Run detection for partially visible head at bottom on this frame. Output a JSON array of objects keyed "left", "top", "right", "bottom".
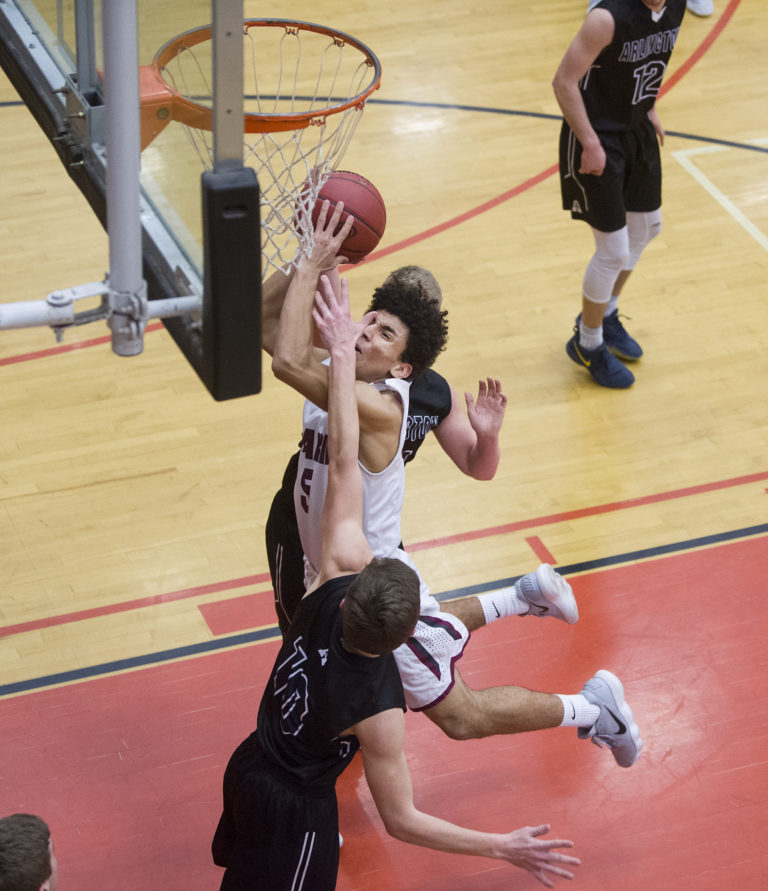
[
  {"left": 342, "top": 557, "right": 420, "bottom": 655},
  {"left": 0, "top": 814, "right": 58, "bottom": 891}
]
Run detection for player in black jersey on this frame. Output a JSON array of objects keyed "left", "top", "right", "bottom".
[
  {"left": 213, "top": 265, "right": 580, "bottom": 889},
  {"left": 555, "top": 0, "right": 686, "bottom": 388}
]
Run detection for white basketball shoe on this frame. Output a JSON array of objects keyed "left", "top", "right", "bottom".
[{"left": 515, "top": 564, "right": 579, "bottom": 625}]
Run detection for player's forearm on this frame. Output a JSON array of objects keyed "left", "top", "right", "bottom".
[
  {"left": 327, "top": 346, "right": 359, "bottom": 470},
  {"left": 271, "top": 261, "right": 322, "bottom": 377},
  {"left": 383, "top": 807, "right": 503, "bottom": 860},
  {"left": 435, "top": 419, "right": 500, "bottom": 481},
  {"left": 464, "top": 433, "right": 500, "bottom": 481},
  {"left": 261, "top": 266, "right": 294, "bottom": 357}
]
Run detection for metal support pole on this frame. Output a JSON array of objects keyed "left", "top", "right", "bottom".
[
  {"left": 74, "top": 0, "right": 98, "bottom": 96},
  {"left": 102, "top": 0, "right": 147, "bottom": 356},
  {"left": 211, "top": 0, "right": 244, "bottom": 170}
]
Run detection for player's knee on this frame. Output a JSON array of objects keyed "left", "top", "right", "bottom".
[
  {"left": 437, "top": 716, "right": 481, "bottom": 741},
  {"left": 583, "top": 227, "right": 630, "bottom": 303},
  {"left": 427, "top": 699, "right": 485, "bottom": 741},
  {"left": 626, "top": 209, "right": 662, "bottom": 268}
]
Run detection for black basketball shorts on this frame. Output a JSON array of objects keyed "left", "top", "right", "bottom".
[{"left": 559, "top": 118, "right": 662, "bottom": 232}]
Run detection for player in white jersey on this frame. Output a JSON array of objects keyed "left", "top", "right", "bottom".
[
  {"left": 296, "top": 372, "right": 410, "bottom": 583},
  {"left": 265, "top": 201, "right": 643, "bottom": 770},
  {"left": 264, "top": 263, "right": 505, "bottom": 638}
]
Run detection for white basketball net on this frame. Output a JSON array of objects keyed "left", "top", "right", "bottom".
[{"left": 154, "top": 20, "right": 381, "bottom": 278}]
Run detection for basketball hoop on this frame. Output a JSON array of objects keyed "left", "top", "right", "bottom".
[{"left": 140, "top": 19, "right": 382, "bottom": 277}]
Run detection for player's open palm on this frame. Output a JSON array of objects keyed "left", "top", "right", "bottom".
[
  {"left": 312, "top": 275, "right": 373, "bottom": 357},
  {"left": 495, "top": 823, "right": 580, "bottom": 887},
  {"left": 311, "top": 198, "right": 355, "bottom": 270},
  {"left": 465, "top": 377, "right": 507, "bottom": 437}
]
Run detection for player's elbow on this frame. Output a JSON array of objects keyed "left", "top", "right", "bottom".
[
  {"left": 552, "top": 70, "right": 571, "bottom": 106},
  {"left": 271, "top": 352, "right": 301, "bottom": 386},
  {"left": 468, "top": 465, "right": 497, "bottom": 482},
  {"left": 380, "top": 809, "right": 418, "bottom": 843}
]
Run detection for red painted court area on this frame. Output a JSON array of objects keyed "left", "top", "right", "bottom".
[{"left": 2, "top": 533, "right": 766, "bottom": 890}]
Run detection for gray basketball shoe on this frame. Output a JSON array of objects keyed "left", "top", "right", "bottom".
[
  {"left": 515, "top": 564, "right": 579, "bottom": 625},
  {"left": 578, "top": 670, "right": 643, "bottom": 767}
]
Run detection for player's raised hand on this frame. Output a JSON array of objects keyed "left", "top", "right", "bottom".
[
  {"left": 312, "top": 274, "right": 372, "bottom": 357},
  {"left": 310, "top": 199, "right": 355, "bottom": 270},
  {"left": 465, "top": 377, "right": 507, "bottom": 437}
]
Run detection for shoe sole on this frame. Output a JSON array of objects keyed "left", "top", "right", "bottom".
[
  {"left": 534, "top": 564, "right": 579, "bottom": 625},
  {"left": 594, "top": 669, "right": 643, "bottom": 767},
  {"left": 605, "top": 343, "right": 642, "bottom": 362}
]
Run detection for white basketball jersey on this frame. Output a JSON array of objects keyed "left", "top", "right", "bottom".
[{"left": 294, "top": 376, "right": 411, "bottom": 576}]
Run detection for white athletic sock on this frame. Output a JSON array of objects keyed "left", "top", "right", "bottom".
[
  {"left": 477, "top": 587, "right": 527, "bottom": 625},
  {"left": 578, "top": 319, "right": 603, "bottom": 350},
  {"left": 556, "top": 693, "right": 600, "bottom": 728},
  {"left": 606, "top": 296, "right": 619, "bottom": 316}
]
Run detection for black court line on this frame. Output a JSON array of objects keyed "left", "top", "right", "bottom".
[
  {"left": 2, "top": 522, "right": 766, "bottom": 698},
  {"left": 3, "top": 95, "right": 767, "bottom": 155},
  {"left": 364, "top": 99, "right": 768, "bottom": 154}
]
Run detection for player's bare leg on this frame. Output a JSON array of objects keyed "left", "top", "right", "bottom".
[{"left": 424, "top": 672, "right": 564, "bottom": 740}]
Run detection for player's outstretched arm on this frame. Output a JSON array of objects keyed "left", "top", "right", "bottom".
[
  {"left": 271, "top": 204, "right": 402, "bottom": 454},
  {"left": 312, "top": 275, "right": 375, "bottom": 582},
  {"left": 356, "top": 710, "right": 580, "bottom": 887},
  {"left": 271, "top": 201, "right": 354, "bottom": 405},
  {"left": 433, "top": 378, "right": 506, "bottom": 480}
]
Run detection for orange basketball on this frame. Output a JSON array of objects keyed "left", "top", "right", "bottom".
[{"left": 311, "top": 171, "right": 386, "bottom": 263}]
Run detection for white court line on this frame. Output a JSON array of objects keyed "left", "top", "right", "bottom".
[{"left": 671, "top": 140, "right": 768, "bottom": 252}]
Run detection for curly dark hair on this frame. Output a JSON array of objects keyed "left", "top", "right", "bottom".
[{"left": 366, "top": 279, "right": 448, "bottom": 379}]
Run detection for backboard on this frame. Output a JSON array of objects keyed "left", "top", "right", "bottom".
[{"left": 0, "top": 0, "right": 262, "bottom": 400}]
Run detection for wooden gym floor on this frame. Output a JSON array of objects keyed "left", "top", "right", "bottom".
[{"left": 1, "top": 1, "right": 767, "bottom": 888}]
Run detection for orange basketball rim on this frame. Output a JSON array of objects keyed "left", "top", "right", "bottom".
[{"left": 139, "top": 18, "right": 383, "bottom": 149}]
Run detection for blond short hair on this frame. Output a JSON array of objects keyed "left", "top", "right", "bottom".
[{"left": 383, "top": 265, "right": 443, "bottom": 308}]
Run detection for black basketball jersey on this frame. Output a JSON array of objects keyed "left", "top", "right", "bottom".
[
  {"left": 403, "top": 368, "right": 452, "bottom": 464},
  {"left": 582, "top": 0, "right": 686, "bottom": 131},
  {"left": 256, "top": 574, "right": 406, "bottom": 791}
]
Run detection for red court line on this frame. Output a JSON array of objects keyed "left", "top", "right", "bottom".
[
  {"left": 355, "top": 165, "right": 559, "bottom": 264},
  {"left": 198, "top": 589, "right": 276, "bottom": 636},
  {"left": 0, "top": 321, "right": 164, "bottom": 366},
  {"left": 0, "top": 6, "right": 737, "bottom": 366},
  {"left": 407, "top": 469, "right": 768, "bottom": 553},
  {"left": 0, "top": 572, "right": 271, "bottom": 639},
  {"left": 659, "top": 0, "right": 740, "bottom": 97},
  {"left": 2, "top": 469, "right": 764, "bottom": 639},
  {"left": 525, "top": 535, "right": 557, "bottom": 565}
]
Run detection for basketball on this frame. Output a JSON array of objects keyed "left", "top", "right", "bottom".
[{"left": 311, "top": 171, "right": 386, "bottom": 263}]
